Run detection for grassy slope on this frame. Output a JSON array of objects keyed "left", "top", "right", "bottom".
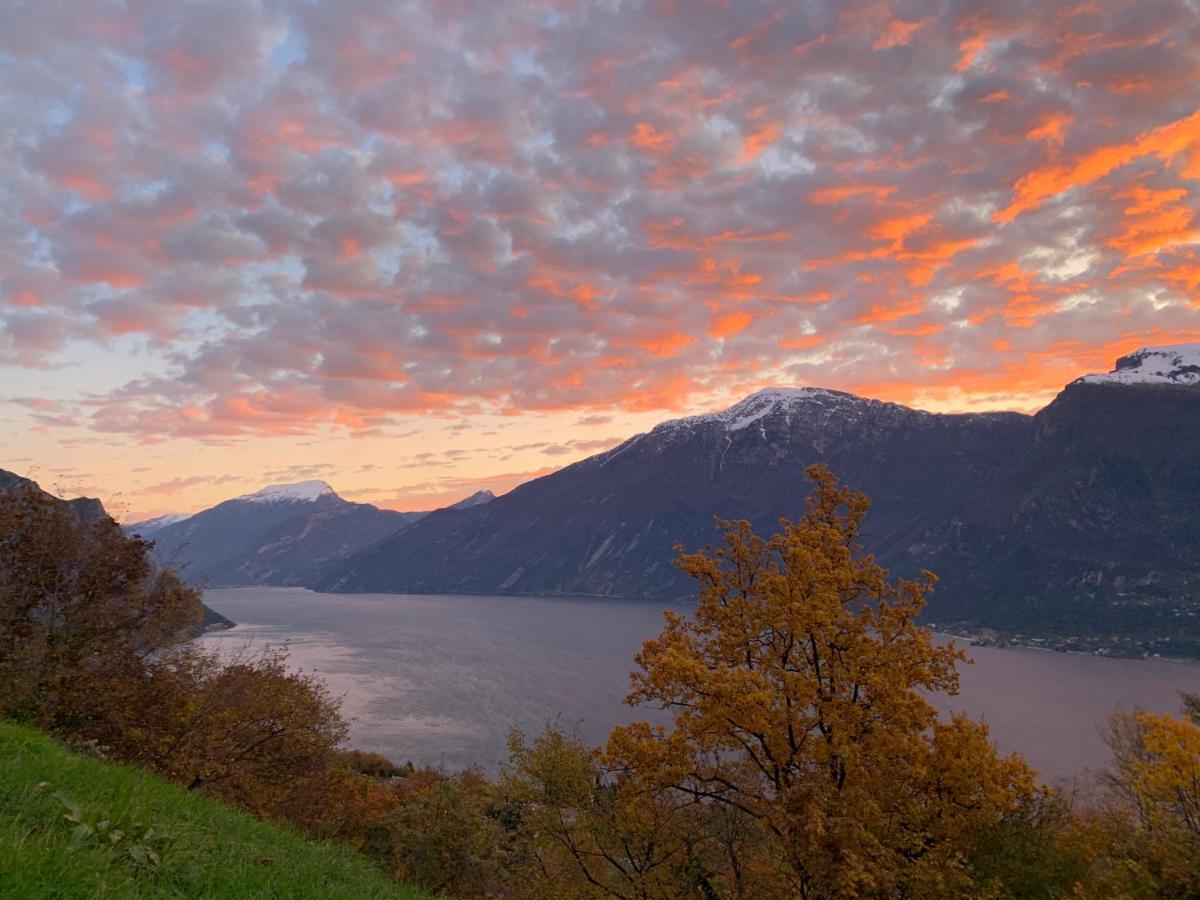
[{"left": 0, "top": 722, "right": 427, "bottom": 899}]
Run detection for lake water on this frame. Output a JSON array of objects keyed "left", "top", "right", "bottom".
[{"left": 200, "top": 587, "right": 1200, "bottom": 786}]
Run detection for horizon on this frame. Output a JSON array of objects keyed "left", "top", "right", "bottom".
[
  {"left": 3, "top": 1, "right": 1199, "bottom": 519},
  {"left": 12, "top": 346, "right": 1167, "bottom": 520}
]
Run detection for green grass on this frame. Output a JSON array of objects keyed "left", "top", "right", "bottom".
[{"left": 0, "top": 721, "right": 428, "bottom": 899}]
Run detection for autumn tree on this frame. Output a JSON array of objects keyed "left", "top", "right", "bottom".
[
  {"left": 1088, "top": 695, "right": 1200, "bottom": 896},
  {"left": 500, "top": 725, "right": 714, "bottom": 899},
  {"left": 367, "top": 767, "right": 502, "bottom": 898},
  {"left": 588, "top": 465, "right": 1037, "bottom": 898},
  {"left": 0, "top": 486, "right": 202, "bottom": 727},
  {"left": 0, "top": 486, "right": 387, "bottom": 843}
]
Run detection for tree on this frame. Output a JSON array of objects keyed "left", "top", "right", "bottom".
[
  {"left": 598, "top": 465, "right": 1036, "bottom": 898},
  {"left": 0, "top": 486, "right": 202, "bottom": 727},
  {"left": 0, "top": 486, "right": 376, "bottom": 842},
  {"left": 1096, "top": 696, "right": 1200, "bottom": 895},
  {"left": 368, "top": 767, "right": 502, "bottom": 898},
  {"left": 500, "top": 725, "right": 712, "bottom": 899},
  {"left": 86, "top": 645, "right": 350, "bottom": 819}
]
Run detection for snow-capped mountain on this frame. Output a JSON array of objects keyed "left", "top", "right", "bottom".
[
  {"left": 126, "top": 512, "right": 191, "bottom": 537},
  {"left": 135, "top": 482, "right": 421, "bottom": 588},
  {"left": 235, "top": 480, "right": 337, "bottom": 503},
  {"left": 449, "top": 489, "right": 496, "bottom": 509},
  {"left": 316, "top": 347, "right": 1200, "bottom": 653},
  {"left": 316, "top": 387, "right": 1029, "bottom": 600},
  {"left": 1076, "top": 343, "right": 1200, "bottom": 386},
  {"left": 133, "top": 481, "right": 495, "bottom": 588}
]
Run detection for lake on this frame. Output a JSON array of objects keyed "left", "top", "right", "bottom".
[{"left": 200, "top": 587, "right": 1200, "bottom": 786}]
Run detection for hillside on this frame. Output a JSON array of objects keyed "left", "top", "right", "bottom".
[
  {"left": 0, "top": 471, "right": 233, "bottom": 635},
  {"left": 0, "top": 721, "right": 424, "bottom": 900},
  {"left": 316, "top": 388, "right": 1029, "bottom": 598}
]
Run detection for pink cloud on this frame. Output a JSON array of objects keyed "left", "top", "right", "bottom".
[{"left": 0, "top": 0, "right": 1197, "bottom": 446}]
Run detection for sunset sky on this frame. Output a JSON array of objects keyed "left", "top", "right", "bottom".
[{"left": 2, "top": 0, "right": 1199, "bottom": 519}]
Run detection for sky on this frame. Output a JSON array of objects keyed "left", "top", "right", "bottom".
[{"left": 1, "top": 0, "right": 1199, "bottom": 520}]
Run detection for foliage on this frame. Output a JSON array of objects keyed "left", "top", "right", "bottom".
[
  {"left": 965, "top": 791, "right": 1091, "bottom": 899},
  {"left": 0, "top": 487, "right": 203, "bottom": 727},
  {"left": 1088, "top": 695, "right": 1200, "bottom": 896},
  {"left": 344, "top": 748, "right": 415, "bottom": 779},
  {"left": 88, "top": 645, "right": 351, "bottom": 822},
  {"left": 45, "top": 783, "right": 172, "bottom": 872},
  {"left": 0, "top": 720, "right": 427, "bottom": 899},
  {"left": 501, "top": 466, "right": 1038, "bottom": 898},
  {"left": 365, "top": 768, "right": 502, "bottom": 898},
  {"left": 499, "top": 725, "right": 718, "bottom": 899}
]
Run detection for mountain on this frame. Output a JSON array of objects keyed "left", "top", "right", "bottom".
[
  {"left": 449, "top": 489, "right": 496, "bottom": 509},
  {"left": 315, "top": 389, "right": 1029, "bottom": 598},
  {"left": 131, "top": 481, "right": 426, "bottom": 588},
  {"left": 904, "top": 378, "right": 1200, "bottom": 644},
  {"left": 0, "top": 469, "right": 233, "bottom": 633},
  {"left": 1074, "top": 344, "right": 1200, "bottom": 386},
  {"left": 0, "top": 469, "right": 109, "bottom": 525},
  {"left": 315, "top": 345, "right": 1200, "bottom": 655},
  {"left": 126, "top": 512, "right": 190, "bottom": 538}
]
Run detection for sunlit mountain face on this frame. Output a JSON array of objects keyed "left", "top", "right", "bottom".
[{"left": 3, "top": 1, "right": 1199, "bottom": 518}]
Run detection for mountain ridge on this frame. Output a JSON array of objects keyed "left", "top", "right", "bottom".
[
  {"left": 133, "top": 482, "right": 495, "bottom": 589},
  {"left": 312, "top": 346, "right": 1200, "bottom": 655}
]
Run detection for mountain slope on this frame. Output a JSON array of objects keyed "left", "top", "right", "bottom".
[
  {"left": 0, "top": 469, "right": 108, "bottom": 524},
  {"left": 316, "top": 388, "right": 1030, "bottom": 598},
  {"left": 315, "top": 346, "right": 1200, "bottom": 653},
  {"left": 135, "top": 482, "right": 423, "bottom": 588},
  {"left": 908, "top": 379, "right": 1200, "bottom": 644},
  {"left": 0, "top": 721, "right": 425, "bottom": 899}
]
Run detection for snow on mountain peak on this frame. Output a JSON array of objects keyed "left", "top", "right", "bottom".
[
  {"left": 647, "top": 386, "right": 867, "bottom": 437},
  {"left": 450, "top": 489, "right": 495, "bottom": 509},
  {"left": 1076, "top": 344, "right": 1200, "bottom": 387},
  {"left": 237, "top": 480, "right": 336, "bottom": 504},
  {"left": 132, "top": 512, "right": 190, "bottom": 530},
  {"left": 720, "top": 387, "right": 858, "bottom": 431}
]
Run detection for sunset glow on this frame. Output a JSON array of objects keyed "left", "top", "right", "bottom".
[{"left": 2, "top": 0, "right": 1198, "bottom": 518}]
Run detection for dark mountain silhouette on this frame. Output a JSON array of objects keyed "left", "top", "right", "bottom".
[
  {"left": 314, "top": 346, "right": 1200, "bottom": 653},
  {"left": 131, "top": 482, "right": 495, "bottom": 588}
]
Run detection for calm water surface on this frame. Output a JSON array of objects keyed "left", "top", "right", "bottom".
[{"left": 201, "top": 587, "right": 1200, "bottom": 784}]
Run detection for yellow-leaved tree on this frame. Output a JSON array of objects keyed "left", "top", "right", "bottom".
[
  {"left": 504, "top": 465, "right": 1038, "bottom": 898},
  {"left": 1087, "top": 697, "right": 1200, "bottom": 896},
  {"left": 607, "top": 465, "right": 1035, "bottom": 897}
]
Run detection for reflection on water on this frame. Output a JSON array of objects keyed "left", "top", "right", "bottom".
[{"left": 201, "top": 587, "right": 1200, "bottom": 783}]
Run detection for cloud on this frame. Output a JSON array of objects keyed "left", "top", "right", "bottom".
[{"left": 1, "top": 0, "right": 1198, "bottom": 446}]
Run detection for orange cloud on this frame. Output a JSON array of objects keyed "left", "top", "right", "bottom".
[
  {"left": 999, "top": 108, "right": 1200, "bottom": 221},
  {"left": 630, "top": 121, "right": 676, "bottom": 153},
  {"left": 709, "top": 311, "right": 754, "bottom": 337},
  {"left": 810, "top": 183, "right": 897, "bottom": 204},
  {"left": 1108, "top": 184, "right": 1198, "bottom": 257},
  {"left": 736, "top": 120, "right": 782, "bottom": 164},
  {"left": 1027, "top": 111, "right": 1072, "bottom": 145},
  {"left": 869, "top": 212, "right": 931, "bottom": 244},
  {"left": 873, "top": 17, "right": 925, "bottom": 50}
]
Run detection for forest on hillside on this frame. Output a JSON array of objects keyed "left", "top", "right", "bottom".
[{"left": 2, "top": 469, "right": 1199, "bottom": 898}]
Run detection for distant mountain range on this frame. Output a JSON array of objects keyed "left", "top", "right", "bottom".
[
  {"left": 312, "top": 344, "right": 1200, "bottom": 655},
  {"left": 8, "top": 343, "right": 1199, "bottom": 655},
  {"left": 127, "top": 482, "right": 494, "bottom": 588}
]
